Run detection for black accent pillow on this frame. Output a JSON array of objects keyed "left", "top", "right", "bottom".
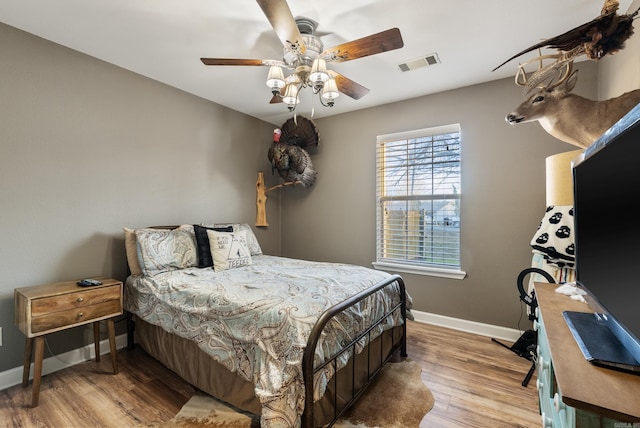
[{"left": 193, "top": 225, "right": 234, "bottom": 268}]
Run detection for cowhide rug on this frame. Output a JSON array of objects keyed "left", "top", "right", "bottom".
[{"left": 148, "top": 359, "right": 434, "bottom": 428}]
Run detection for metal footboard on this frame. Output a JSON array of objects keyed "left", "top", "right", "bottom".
[{"left": 301, "top": 274, "right": 407, "bottom": 427}]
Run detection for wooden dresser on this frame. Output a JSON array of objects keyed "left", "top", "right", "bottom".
[
  {"left": 534, "top": 282, "right": 640, "bottom": 426},
  {"left": 14, "top": 278, "right": 123, "bottom": 407}
]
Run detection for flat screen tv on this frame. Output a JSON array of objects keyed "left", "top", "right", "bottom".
[{"left": 564, "top": 103, "right": 640, "bottom": 374}]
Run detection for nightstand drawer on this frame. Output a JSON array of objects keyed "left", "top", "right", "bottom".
[
  {"left": 31, "top": 286, "right": 120, "bottom": 316},
  {"left": 31, "top": 299, "right": 122, "bottom": 333}
]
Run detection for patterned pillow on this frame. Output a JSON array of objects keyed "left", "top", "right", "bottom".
[
  {"left": 207, "top": 229, "right": 252, "bottom": 272},
  {"left": 125, "top": 226, "right": 183, "bottom": 276},
  {"left": 204, "top": 223, "right": 263, "bottom": 255},
  {"left": 193, "top": 224, "right": 234, "bottom": 268},
  {"left": 135, "top": 228, "right": 197, "bottom": 276}
]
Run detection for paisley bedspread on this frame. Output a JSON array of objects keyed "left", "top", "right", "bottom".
[{"left": 124, "top": 255, "right": 407, "bottom": 428}]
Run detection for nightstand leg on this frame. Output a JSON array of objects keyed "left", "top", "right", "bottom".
[
  {"left": 93, "top": 322, "right": 100, "bottom": 362},
  {"left": 22, "top": 337, "right": 33, "bottom": 387},
  {"left": 31, "top": 336, "right": 44, "bottom": 407},
  {"left": 107, "top": 319, "right": 118, "bottom": 374}
]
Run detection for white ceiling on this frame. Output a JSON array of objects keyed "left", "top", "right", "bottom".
[{"left": 2, "top": 0, "right": 633, "bottom": 125}]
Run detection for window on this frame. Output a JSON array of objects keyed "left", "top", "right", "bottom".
[{"left": 373, "top": 124, "right": 465, "bottom": 279}]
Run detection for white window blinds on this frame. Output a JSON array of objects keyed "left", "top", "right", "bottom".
[{"left": 375, "top": 124, "right": 462, "bottom": 272}]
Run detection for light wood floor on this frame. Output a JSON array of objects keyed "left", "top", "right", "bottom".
[{"left": 1, "top": 321, "right": 541, "bottom": 427}]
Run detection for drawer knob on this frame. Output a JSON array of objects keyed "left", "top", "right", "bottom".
[
  {"left": 77, "top": 297, "right": 84, "bottom": 303},
  {"left": 554, "top": 392, "right": 565, "bottom": 411},
  {"left": 77, "top": 312, "right": 84, "bottom": 318},
  {"left": 539, "top": 356, "right": 550, "bottom": 370}
]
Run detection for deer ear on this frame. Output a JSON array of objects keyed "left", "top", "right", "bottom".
[{"left": 564, "top": 71, "right": 579, "bottom": 92}]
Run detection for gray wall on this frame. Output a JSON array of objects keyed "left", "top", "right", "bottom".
[
  {"left": 280, "top": 63, "right": 599, "bottom": 329},
  {"left": 0, "top": 23, "right": 279, "bottom": 372}
]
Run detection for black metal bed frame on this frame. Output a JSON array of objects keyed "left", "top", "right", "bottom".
[{"left": 302, "top": 274, "right": 407, "bottom": 427}]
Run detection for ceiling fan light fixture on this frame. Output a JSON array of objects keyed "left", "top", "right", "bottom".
[
  {"left": 309, "top": 58, "right": 329, "bottom": 85},
  {"left": 266, "top": 66, "right": 286, "bottom": 95},
  {"left": 321, "top": 78, "right": 339, "bottom": 106},
  {"left": 201, "top": 5, "right": 405, "bottom": 113},
  {"left": 282, "top": 83, "right": 299, "bottom": 110}
]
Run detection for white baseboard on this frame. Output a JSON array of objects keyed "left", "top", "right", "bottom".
[
  {"left": 411, "top": 310, "right": 525, "bottom": 342},
  {"left": 0, "top": 333, "right": 128, "bottom": 391},
  {"left": 1, "top": 313, "right": 524, "bottom": 391}
]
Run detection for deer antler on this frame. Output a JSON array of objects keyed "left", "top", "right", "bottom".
[{"left": 515, "top": 48, "right": 582, "bottom": 97}]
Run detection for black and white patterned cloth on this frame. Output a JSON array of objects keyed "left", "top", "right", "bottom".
[{"left": 530, "top": 205, "right": 575, "bottom": 268}]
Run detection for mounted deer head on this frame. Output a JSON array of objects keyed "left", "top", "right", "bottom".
[{"left": 506, "top": 58, "right": 640, "bottom": 148}]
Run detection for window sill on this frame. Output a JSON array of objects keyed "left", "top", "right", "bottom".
[{"left": 372, "top": 261, "right": 467, "bottom": 280}]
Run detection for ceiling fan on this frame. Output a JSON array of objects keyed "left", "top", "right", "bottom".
[{"left": 200, "top": 0, "right": 404, "bottom": 111}]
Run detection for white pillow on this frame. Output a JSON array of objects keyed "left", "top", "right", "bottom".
[
  {"left": 203, "top": 223, "right": 263, "bottom": 255},
  {"left": 207, "top": 229, "right": 252, "bottom": 272}
]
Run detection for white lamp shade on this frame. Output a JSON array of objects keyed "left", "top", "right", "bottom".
[
  {"left": 282, "top": 84, "right": 299, "bottom": 105},
  {"left": 266, "top": 66, "right": 285, "bottom": 90},
  {"left": 310, "top": 59, "right": 329, "bottom": 83},
  {"left": 545, "top": 149, "right": 583, "bottom": 206},
  {"left": 321, "top": 78, "right": 340, "bottom": 100}
]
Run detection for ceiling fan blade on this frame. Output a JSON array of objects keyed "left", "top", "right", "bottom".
[
  {"left": 256, "top": 0, "right": 306, "bottom": 54},
  {"left": 328, "top": 70, "right": 370, "bottom": 100},
  {"left": 322, "top": 28, "right": 404, "bottom": 63},
  {"left": 200, "top": 58, "right": 275, "bottom": 66}
]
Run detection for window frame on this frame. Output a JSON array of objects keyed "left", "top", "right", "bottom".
[{"left": 372, "top": 124, "right": 466, "bottom": 280}]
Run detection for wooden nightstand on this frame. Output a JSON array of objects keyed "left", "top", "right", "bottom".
[{"left": 14, "top": 277, "right": 123, "bottom": 407}]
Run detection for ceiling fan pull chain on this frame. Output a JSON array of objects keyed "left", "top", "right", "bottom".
[{"left": 310, "top": 93, "right": 316, "bottom": 118}]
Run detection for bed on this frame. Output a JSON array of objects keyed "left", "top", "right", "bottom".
[{"left": 123, "top": 224, "right": 409, "bottom": 428}]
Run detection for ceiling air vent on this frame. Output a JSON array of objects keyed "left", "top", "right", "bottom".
[{"left": 398, "top": 53, "right": 440, "bottom": 72}]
